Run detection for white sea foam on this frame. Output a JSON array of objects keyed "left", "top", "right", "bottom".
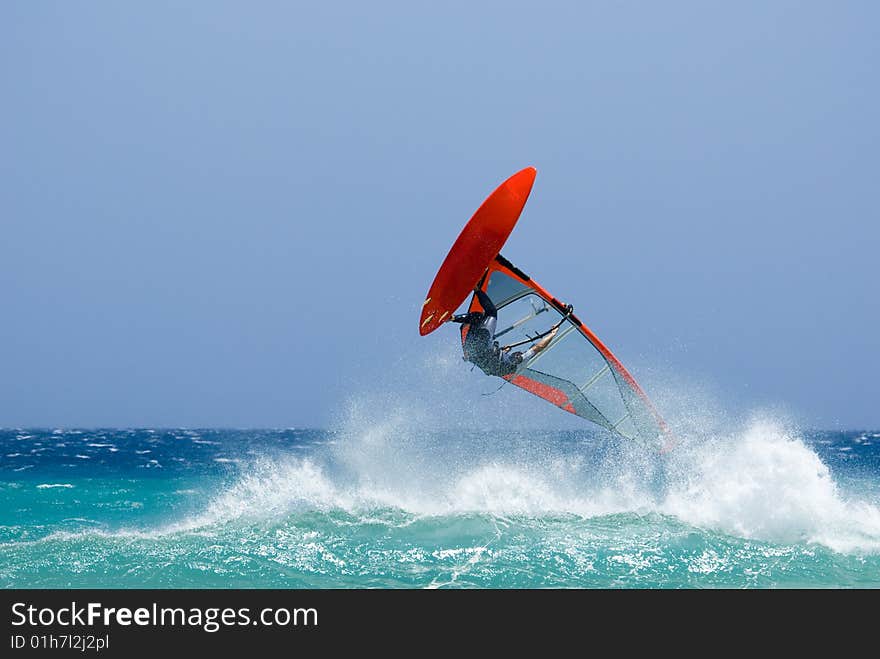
[
  {"left": 36, "top": 483, "right": 74, "bottom": 489},
  {"left": 159, "top": 410, "right": 880, "bottom": 554},
  {"left": 22, "top": 366, "right": 879, "bottom": 557},
  {"left": 661, "top": 417, "right": 880, "bottom": 553}
]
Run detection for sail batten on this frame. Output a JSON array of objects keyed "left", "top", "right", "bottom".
[{"left": 580, "top": 365, "right": 611, "bottom": 393}]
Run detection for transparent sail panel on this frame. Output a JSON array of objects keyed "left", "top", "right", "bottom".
[
  {"left": 486, "top": 269, "right": 530, "bottom": 307},
  {"left": 478, "top": 271, "right": 657, "bottom": 443},
  {"left": 491, "top": 295, "right": 553, "bottom": 343}
]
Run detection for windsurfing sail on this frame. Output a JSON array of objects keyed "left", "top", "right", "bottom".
[
  {"left": 419, "top": 166, "right": 668, "bottom": 448},
  {"left": 463, "top": 254, "right": 668, "bottom": 446}
]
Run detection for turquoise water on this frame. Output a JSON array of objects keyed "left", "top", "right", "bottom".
[{"left": 2, "top": 425, "right": 880, "bottom": 588}]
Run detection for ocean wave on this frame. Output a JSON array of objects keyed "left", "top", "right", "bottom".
[
  {"left": 155, "top": 415, "right": 880, "bottom": 554},
  {"left": 8, "top": 415, "right": 880, "bottom": 559},
  {"left": 661, "top": 418, "right": 880, "bottom": 553}
]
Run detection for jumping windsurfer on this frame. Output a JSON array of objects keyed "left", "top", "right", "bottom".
[{"left": 449, "top": 287, "right": 558, "bottom": 376}]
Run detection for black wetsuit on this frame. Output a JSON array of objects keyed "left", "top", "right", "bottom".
[{"left": 451, "top": 288, "right": 524, "bottom": 377}]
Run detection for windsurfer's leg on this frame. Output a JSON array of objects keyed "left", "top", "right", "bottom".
[
  {"left": 482, "top": 314, "right": 497, "bottom": 337},
  {"left": 473, "top": 287, "right": 497, "bottom": 318},
  {"left": 518, "top": 326, "right": 557, "bottom": 363}
]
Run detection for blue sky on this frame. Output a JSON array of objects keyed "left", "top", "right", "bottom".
[{"left": 1, "top": 2, "right": 877, "bottom": 428}]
